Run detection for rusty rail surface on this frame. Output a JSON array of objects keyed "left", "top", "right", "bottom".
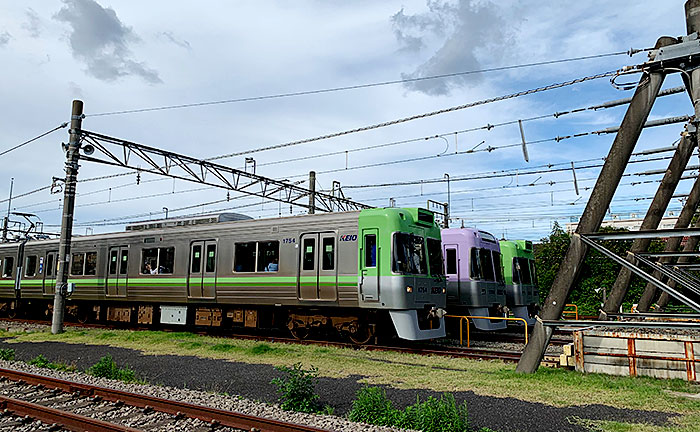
[
  {"left": 0, "top": 395, "right": 141, "bottom": 432},
  {"left": 0, "top": 368, "right": 329, "bottom": 432}
]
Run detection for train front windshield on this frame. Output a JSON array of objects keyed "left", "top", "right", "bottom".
[
  {"left": 393, "top": 233, "right": 427, "bottom": 274},
  {"left": 513, "top": 257, "right": 533, "bottom": 284},
  {"left": 426, "top": 238, "right": 444, "bottom": 277}
]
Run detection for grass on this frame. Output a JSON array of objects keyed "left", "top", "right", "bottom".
[{"left": 4, "top": 327, "right": 700, "bottom": 432}]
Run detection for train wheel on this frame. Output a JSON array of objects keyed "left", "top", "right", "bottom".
[
  {"left": 7, "top": 309, "right": 17, "bottom": 319},
  {"left": 77, "top": 308, "right": 90, "bottom": 324},
  {"left": 290, "top": 326, "right": 310, "bottom": 341},
  {"left": 348, "top": 324, "right": 374, "bottom": 345}
]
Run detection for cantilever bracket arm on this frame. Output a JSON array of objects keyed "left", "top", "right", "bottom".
[{"left": 578, "top": 233, "right": 700, "bottom": 312}]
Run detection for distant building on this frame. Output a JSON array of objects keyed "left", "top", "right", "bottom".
[{"left": 565, "top": 213, "right": 679, "bottom": 234}]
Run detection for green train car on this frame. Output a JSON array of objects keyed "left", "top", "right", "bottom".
[
  {"left": 0, "top": 208, "right": 446, "bottom": 343},
  {"left": 499, "top": 240, "right": 539, "bottom": 325}
]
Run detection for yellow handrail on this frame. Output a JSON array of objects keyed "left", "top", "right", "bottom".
[
  {"left": 445, "top": 315, "right": 528, "bottom": 347},
  {"left": 563, "top": 303, "right": 579, "bottom": 320}
]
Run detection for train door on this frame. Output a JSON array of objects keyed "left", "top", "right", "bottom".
[
  {"left": 42, "top": 251, "right": 57, "bottom": 295},
  {"left": 444, "top": 244, "right": 460, "bottom": 302},
  {"left": 298, "top": 233, "right": 338, "bottom": 301},
  {"left": 188, "top": 240, "right": 217, "bottom": 299},
  {"left": 298, "top": 234, "right": 318, "bottom": 300},
  {"left": 359, "top": 228, "right": 379, "bottom": 302},
  {"left": 106, "top": 247, "right": 128, "bottom": 297}
]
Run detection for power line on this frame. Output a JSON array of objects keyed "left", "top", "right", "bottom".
[
  {"left": 87, "top": 52, "right": 634, "bottom": 118},
  {"left": 0, "top": 123, "right": 68, "bottom": 158},
  {"left": 257, "top": 86, "right": 686, "bottom": 169},
  {"left": 206, "top": 70, "right": 620, "bottom": 161}
]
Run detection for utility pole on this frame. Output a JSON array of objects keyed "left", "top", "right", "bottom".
[
  {"left": 308, "top": 170, "right": 316, "bottom": 214},
  {"left": 2, "top": 178, "right": 13, "bottom": 243},
  {"left": 515, "top": 38, "right": 673, "bottom": 374},
  {"left": 51, "top": 100, "right": 83, "bottom": 335},
  {"left": 444, "top": 173, "right": 450, "bottom": 228}
]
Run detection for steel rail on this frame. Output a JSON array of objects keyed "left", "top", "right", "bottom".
[
  {"left": 0, "top": 368, "right": 329, "bottom": 432},
  {"left": 0, "top": 395, "right": 141, "bottom": 432}
]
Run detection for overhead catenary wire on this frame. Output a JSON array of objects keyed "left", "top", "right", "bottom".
[
  {"left": 206, "top": 70, "right": 621, "bottom": 161},
  {"left": 0, "top": 123, "right": 68, "bottom": 158},
  {"left": 87, "top": 51, "right": 638, "bottom": 118}
]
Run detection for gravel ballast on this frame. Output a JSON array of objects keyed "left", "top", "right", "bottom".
[{"left": 0, "top": 340, "right": 678, "bottom": 432}]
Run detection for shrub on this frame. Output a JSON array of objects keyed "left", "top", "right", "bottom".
[
  {"left": 348, "top": 386, "right": 397, "bottom": 426},
  {"left": 398, "top": 394, "right": 469, "bottom": 432},
  {"left": 270, "top": 363, "right": 321, "bottom": 413},
  {"left": 87, "top": 355, "right": 138, "bottom": 383},
  {"left": 349, "top": 387, "right": 474, "bottom": 432},
  {"left": 0, "top": 348, "right": 14, "bottom": 361}
]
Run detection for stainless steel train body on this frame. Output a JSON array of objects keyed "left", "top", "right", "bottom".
[
  {"left": 441, "top": 228, "right": 506, "bottom": 330},
  {"left": 499, "top": 239, "right": 539, "bottom": 325},
  {"left": 0, "top": 208, "right": 446, "bottom": 341}
]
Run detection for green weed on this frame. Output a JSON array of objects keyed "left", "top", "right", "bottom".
[
  {"left": 271, "top": 363, "right": 328, "bottom": 413},
  {"left": 27, "top": 354, "right": 75, "bottom": 372},
  {"left": 0, "top": 348, "right": 14, "bottom": 361},
  {"left": 87, "top": 355, "right": 139, "bottom": 383},
  {"left": 349, "top": 386, "right": 474, "bottom": 432}
]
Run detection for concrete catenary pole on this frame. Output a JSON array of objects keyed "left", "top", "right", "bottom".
[
  {"left": 51, "top": 100, "right": 83, "bottom": 335},
  {"left": 515, "top": 42, "right": 672, "bottom": 373},
  {"left": 308, "top": 170, "right": 316, "bottom": 214},
  {"left": 600, "top": 134, "right": 696, "bottom": 317},
  {"left": 638, "top": 171, "right": 700, "bottom": 311}
]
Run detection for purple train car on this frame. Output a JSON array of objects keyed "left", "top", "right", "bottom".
[{"left": 441, "top": 228, "right": 507, "bottom": 331}]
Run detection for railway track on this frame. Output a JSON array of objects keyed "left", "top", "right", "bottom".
[
  {"left": 0, "top": 367, "right": 328, "bottom": 432},
  {"left": 0, "top": 317, "right": 527, "bottom": 363}
]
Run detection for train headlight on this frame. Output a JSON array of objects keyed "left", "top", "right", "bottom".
[{"left": 406, "top": 286, "right": 413, "bottom": 293}]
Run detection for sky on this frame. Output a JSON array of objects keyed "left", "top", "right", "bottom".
[{"left": 0, "top": 0, "right": 693, "bottom": 241}]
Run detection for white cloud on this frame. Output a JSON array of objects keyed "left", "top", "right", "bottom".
[{"left": 53, "top": 0, "right": 161, "bottom": 84}]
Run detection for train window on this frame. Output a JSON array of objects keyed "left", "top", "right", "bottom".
[
  {"left": 119, "top": 250, "right": 129, "bottom": 274},
  {"left": 160, "top": 247, "right": 175, "bottom": 274},
  {"left": 445, "top": 249, "right": 457, "bottom": 275},
  {"left": 517, "top": 257, "right": 532, "bottom": 285},
  {"left": 492, "top": 251, "right": 503, "bottom": 283},
  {"left": 205, "top": 244, "right": 216, "bottom": 273},
  {"left": 427, "top": 238, "right": 444, "bottom": 276},
  {"left": 257, "top": 241, "right": 279, "bottom": 272},
  {"left": 109, "top": 250, "right": 118, "bottom": 275},
  {"left": 2, "top": 257, "right": 12, "bottom": 277},
  {"left": 529, "top": 260, "right": 537, "bottom": 285},
  {"left": 141, "top": 248, "right": 159, "bottom": 274},
  {"left": 364, "top": 235, "right": 376, "bottom": 268},
  {"left": 392, "top": 233, "right": 426, "bottom": 274},
  {"left": 512, "top": 257, "right": 520, "bottom": 284},
  {"left": 479, "top": 248, "right": 495, "bottom": 281},
  {"left": 142, "top": 247, "right": 175, "bottom": 274},
  {"left": 234, "top": 242, "right": 256, "bottom": 272},
  {"left": 191, "top": 245, "right": 202, "bottom": 273},
  {"left": 470, "top": 248, "right": 481, "bottom": 279},
  {"left": 25, "top": 256, "right": 37, "bottom": 277},
  {"left": 46, "top": 254, "right": 55, "bottom": 277},
  {"left": 303, "top": 238, "right": 316, "bottom": 271},
  {"left": 322, "top": 238, "right": 334, "bottom": 270},
  {"left": 84, "top": 252, "right": 97, "bottom": 276},
  {"left": 71, "top": 253, "right": 85, "bottom": 276}
]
